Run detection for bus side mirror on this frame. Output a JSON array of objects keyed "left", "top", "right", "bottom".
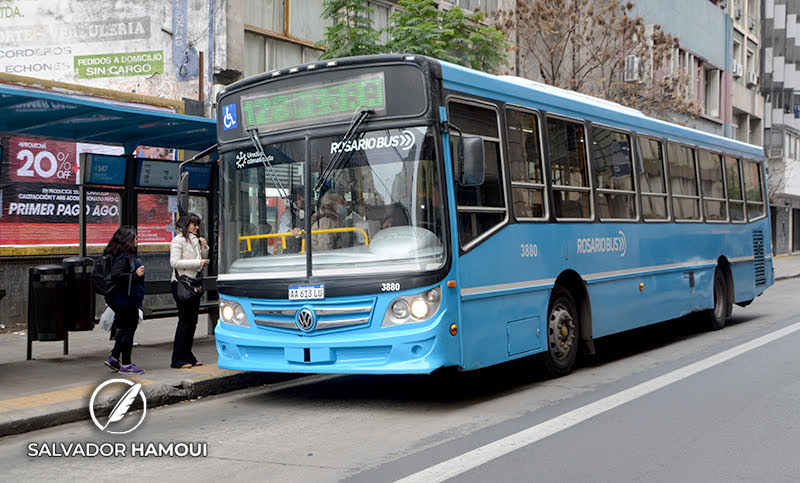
[
  {"left": 460, "top": 137, "right": 485, "bottom": 186},
  {"left": 178, "top": 171, "right": 189, "bottom": 216}
]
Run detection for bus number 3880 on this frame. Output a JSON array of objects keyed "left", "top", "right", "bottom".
[{"left": 521, "top": 244, "right": 538, "bottom": 257}]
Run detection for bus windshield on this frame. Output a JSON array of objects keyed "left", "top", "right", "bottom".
[{"left": 219, "top": 126, "right": 446, "bottom": 278}]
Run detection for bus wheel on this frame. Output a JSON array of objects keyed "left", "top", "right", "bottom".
[
  {"left": 705, "top": 269, "right": 730, "bottom": 331},
  {"left": 543, "top": 287, "right": 580, "bottom": 377}
]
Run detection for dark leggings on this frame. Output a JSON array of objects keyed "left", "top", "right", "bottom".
[
  {"left": 171, "top": 281, "right": 200, "bottom": 367},
  {"left": 110, "top": 304, "right": 139, "bottom": 365}
]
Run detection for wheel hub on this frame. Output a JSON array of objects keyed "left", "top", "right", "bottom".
[{"left": 549, "top": 306, "right": 576, "bottom": 359}]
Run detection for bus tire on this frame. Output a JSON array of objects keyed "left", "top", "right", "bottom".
[
  {"left": 705, "top": 269, "right": 730, "bottom": 331},
  {"left": 543, "top": 287, "right": 580, "bottom": 378}
]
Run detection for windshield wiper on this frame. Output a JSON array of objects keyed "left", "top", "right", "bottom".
[
  {"left": 314, "top": 108, "right": 373, "bottom": 194},
  {"left": 247, "top": 126, "right": 288, "bottom": 199}
]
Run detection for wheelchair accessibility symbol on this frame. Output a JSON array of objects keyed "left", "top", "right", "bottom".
[{"left": 222, "top": 104, "right": 238, "bottom": 130}]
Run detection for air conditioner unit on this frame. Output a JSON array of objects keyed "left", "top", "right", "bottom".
[
  {"left": 734, "top": 7, "right": 742, "bottom": 20},
  {"left": 733, "top": 63, "right": 743, "bottom": 77},
  {"left": 746, "top": 71, "right": 758, "bottom": 86},
  {"left": 749, "top": 18, "right": 756, "bottom": 30},
  {"left": 624, "top": 55, "right": 640, "bottom": 82}
]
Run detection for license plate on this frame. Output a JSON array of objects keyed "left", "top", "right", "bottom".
[{"left": 289, "top": 284, "right": 324, "bottom": 300}]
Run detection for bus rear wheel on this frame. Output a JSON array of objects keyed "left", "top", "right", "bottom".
[
  {"left": 543, "top": 287, "right": 580, "bottom": 378},
  {"left": 704, "top": 269, "right": 730, "bottom": 331}
]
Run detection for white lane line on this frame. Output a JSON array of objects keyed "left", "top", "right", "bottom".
[{"left": 397, "top": 321, "right": 800, "bottom": 483}]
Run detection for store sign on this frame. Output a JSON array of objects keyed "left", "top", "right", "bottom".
[{"left": 74, "top": 51, "right": 164, "bottom": 79}]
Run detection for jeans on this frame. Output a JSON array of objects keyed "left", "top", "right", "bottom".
[
  {"left": 109, "top": 304, "right": 139, "bottom": 365},
  {"left": 171, "top": 281, "right": 200, "bottom": 367}
]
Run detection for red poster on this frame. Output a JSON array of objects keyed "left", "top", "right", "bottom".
[{"left": 8, "top": 137, "right": 78, "bottom": 184}]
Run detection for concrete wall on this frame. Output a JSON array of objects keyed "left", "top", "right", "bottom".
[
  {"left": 0, "top": 0, "right": 230, "bottom": 113},
  {"left": 631, "top": 0, "right": 728, "bottom": 67}
]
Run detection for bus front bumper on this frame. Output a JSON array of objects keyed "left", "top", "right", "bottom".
[{"left": 214, "top": 316, "right": 459, "bottom": 374}]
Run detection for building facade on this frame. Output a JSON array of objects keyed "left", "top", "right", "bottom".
[{"left": 762, "top": 0, "right": 800, "bottom": 254}]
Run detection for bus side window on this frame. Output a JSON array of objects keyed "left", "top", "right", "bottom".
[
  {"left": 506, "top": 107, "right": 546, "bottom": 220},
  {"left": 590, "top": 126, "right": 636, "bottom": 221},
  {"left": 743, "top": 159, "right": 766, "bottom": 221},
  {"left": 698, "top": 150, "right": 727, "bottom": 221},
  {"left": 667, "top": 142, "right": 701, "bottom": 221},
  {"left": 448, "top": 100, "right": 507, "bottom": 248},
  {"left": 637, "top": 136, "right": 669, "bottom": 221},
  {"left": 725, "top": 156, "right": 745, "bottom": 222},
  {"left": 547, "top": 117, "right": 592, "bottom": 219}
]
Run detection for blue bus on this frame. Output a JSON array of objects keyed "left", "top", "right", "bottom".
[{"left": 209, "top": 54, "right": 773, "bottom": 377}]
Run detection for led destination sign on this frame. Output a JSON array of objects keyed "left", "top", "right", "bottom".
[{"left": 240, "top": 72, "right": 386, "bottom": 132}]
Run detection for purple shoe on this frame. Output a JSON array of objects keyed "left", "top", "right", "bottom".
[
  {"left": 119, "top": 363, "right": 145, "bottom": 375},
  {"left": 104, "top": 356, "right": 120, "bottom": 371}
]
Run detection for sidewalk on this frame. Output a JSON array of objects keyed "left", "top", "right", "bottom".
[
  {"left": 773, "top": 252, "right": 800, "bottom": 280},
  {"left": 0, "top": 317, "right": 297, "bottom": 438}
]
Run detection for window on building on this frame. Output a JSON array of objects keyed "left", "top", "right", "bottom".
[
  {"left": 590, "top": 126, "right": 636, "bottom": 220},
  {"left": 506, "top": 108, "right": 546, "bottom": 220},
  {"left": 448, "top": 101, "right": 506, "bottom": 247},
  {"left": 637, "top": 136, "right": 669, "bottom": 221},
  {"left": 725, "top": 156, "right": 745, "bottom": 222},
  {"left": 698, "top": 150, "right": 727, "bottom": 221},
  {"left": 547, "top": 117, "right": 592, "bottom": 219},
  {"left": 667, "top": 142, "right": 700, "bottom": 220},
  {"left": 447, "top": 0, "right": 498, "bottom": 11},
  {"left": 704, "top": 67, "right": 721, "bottom": 118},
  {"left": 243, "top": 0, "right": 327, "bottom": 77}
]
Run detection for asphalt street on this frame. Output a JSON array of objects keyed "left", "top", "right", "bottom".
[{"left": 1, "top": 275, "right": 799, "bottom": 481}]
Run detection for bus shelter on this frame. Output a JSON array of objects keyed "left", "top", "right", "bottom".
[{"left": 0, "top": 78, "right": 217, "bottom": 331}]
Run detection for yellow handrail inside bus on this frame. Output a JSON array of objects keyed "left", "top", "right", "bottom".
[{"left": 239, "top": 227, "right": 369, "bottom": 254}]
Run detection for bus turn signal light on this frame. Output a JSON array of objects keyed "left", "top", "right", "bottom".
[
  {"left": 640, "top": 283, "right": 644, "bottom": 291},
  {"left": 450, "top": 324, "right": 458, "bottom": 336},
  {"left": 447, "top": 280, "right": 457, "bottom": 288}
]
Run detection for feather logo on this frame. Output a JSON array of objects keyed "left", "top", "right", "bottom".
[
  {"left": 89, "top": 379, "right": 148, "bottom": 434},
  {"left": 102, "top": 383, "right": 142, "bottom": 430}
]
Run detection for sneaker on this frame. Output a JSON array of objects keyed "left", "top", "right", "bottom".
[
  {"left": 104, "top": 356, "right": 120, "bottom": 371},
  {"left": 119, "top": 364, "right": 145, "bottom": 375}
]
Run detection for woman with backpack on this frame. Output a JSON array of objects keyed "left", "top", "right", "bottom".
[
  {"left": 170, "top": 212, "right": 209, "bottom": 369},
  {"left": 103, "top": 225, "right": 146, "bottom": 375}
]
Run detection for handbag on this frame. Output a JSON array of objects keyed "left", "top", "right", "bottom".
[{"left": 174, "top": 268, "right": 205, "bottom": 302}]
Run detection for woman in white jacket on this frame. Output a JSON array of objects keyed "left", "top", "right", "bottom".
[{"left": 169, "top": 212, "right": 209, "bottom": 369}]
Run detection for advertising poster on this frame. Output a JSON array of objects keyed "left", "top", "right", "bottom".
[{"left": 0, "top": 135, "right": 174, "bottom": 248}]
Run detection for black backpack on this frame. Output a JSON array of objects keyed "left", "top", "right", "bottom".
[{"left": 92, "top": 254, "right": 132, "bottom": 298}]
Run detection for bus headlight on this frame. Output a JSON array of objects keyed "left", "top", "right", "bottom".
[
  {"left": 382, "top": 286, "right": 441, "bottom": 327},
  {"left": 410, "top": 298, "right": 428, "bottom": 319},
  {"left": 220, "top": 299, "right": 250, "bottom": 327}
]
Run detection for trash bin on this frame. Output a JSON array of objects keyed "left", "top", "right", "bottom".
[
  {"left": 28, "top": 265, "right": 68, "bottom": 341},
  {"left": 62, "top": 256, "right": 95, "bottom": 331}
]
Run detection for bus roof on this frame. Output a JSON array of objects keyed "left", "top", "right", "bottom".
[{"left": 438, "top": 60, "right": 764, "bottom": 160}]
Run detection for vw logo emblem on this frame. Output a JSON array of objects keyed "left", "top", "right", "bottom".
[{"left": 296, "top": 308, "right": 315, "bottom": 331}]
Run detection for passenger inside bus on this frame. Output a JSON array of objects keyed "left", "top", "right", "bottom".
[{"left": 311, "top": 190, "right": 348, "bottom": 251}]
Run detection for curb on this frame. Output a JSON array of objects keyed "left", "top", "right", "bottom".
[{"left": 0, "top": 371, "right": 299, "bottom": 439}]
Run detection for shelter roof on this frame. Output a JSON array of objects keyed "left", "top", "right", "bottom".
[{"left": 0, "top": 81, "right": 215, "bottom": 153}]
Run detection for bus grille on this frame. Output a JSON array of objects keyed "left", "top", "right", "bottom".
[
  {"left": 753, "top": 229, "right": 766, "bottom": 286},
  {"left": 251, "top": 299, "right": 375, "bottom": 332}
]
